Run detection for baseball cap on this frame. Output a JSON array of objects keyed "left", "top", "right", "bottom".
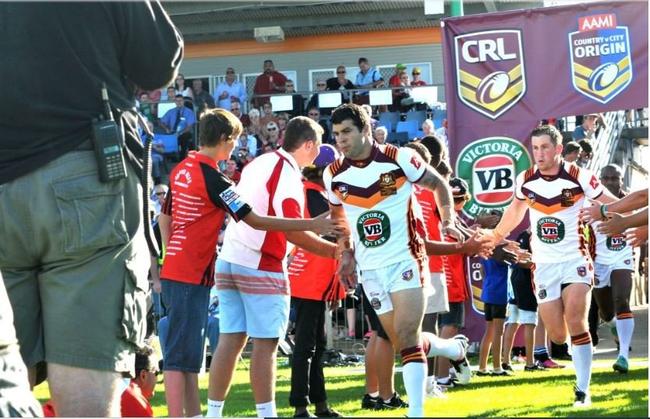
[
  {"left": 449, "top": 177, "right": 469, "bottom": 198},
  {"left": 412, "top": 67, "right": 422, "bottom": 74},
  {"left": 396, "top": 63, "right": 407, "bottom": 70},
  {"left": 313, "top": 144, "right": 340, "bottom": 168}
]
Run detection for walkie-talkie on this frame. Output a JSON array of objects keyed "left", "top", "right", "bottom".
[{"left": 92, "top": 83, "right": 127, "bottom": 182}]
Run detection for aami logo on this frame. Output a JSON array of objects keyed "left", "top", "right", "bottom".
[
  {"left": 472, "top": 155, "right": 514, "bottom": 206},
  {"left": 456, "top": 137, "right": 531, "bottom": 219},
  {"left": 536, "top": 217, "right": 565, "bottom": 244},
  {"left": 356, "top": 211, "right": 391, "bottom": 248},
  {"left": 606, "top": 234, "right": 626, "bottom": 251}
]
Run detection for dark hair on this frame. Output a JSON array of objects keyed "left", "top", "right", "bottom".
[
  {"left": 302, "top": 166, "right": 325, "bottom": 182},
  {"left": 418, "top": 135, "right": 446, "bottom": 167},
  {"left": 600, "top": 163, "right": 622, "bottom": 177},
  {"left": 529, "top": 124, "right": 563, "bottom": 146},
  {"left": 175, "top": 94, "right": 184, "bottom": 99},
  {"left": 435, "top": 159, "right": 452, "bottom": 177},
  {"left": 562, "top": 141, "right": 581, "bottom": 156},
  {"left": 283, "top": 116, "right": 323, "bottom": 152},
  {"left": 578, "top": 139, "right": 593, "bottom": 153},
  {"left": 331, "top": 103, "right": 370, "bottom": 134},
  {"left": 358, "top": 57, "right": 368, "bottom": 64},
  {"left": 402, "top": 142, "right": 431, "bottom": 164},
  {"left": 199, "top": 108, "right": 243, "bottom": 147},
  {"left": 135, "top": 345, "right": 154, "bottom": 376}
]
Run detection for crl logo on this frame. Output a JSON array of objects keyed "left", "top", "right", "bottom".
[{"left": 454, "top": 30, "right": 526, "bottom": 119}]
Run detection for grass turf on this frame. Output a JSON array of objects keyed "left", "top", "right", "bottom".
[{"left": 34, "top": 357, "right": 648, "bottom": 417}]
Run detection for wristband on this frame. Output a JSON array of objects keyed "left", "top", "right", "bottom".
[{"left": 599, "top": 204, "right": 608, "bottom": 220}]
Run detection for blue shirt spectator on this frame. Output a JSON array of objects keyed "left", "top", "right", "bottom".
[
  {"left": 214, "top": 68, "right": 247, "bottom": 110},
  {"left": 355, "top": 57, "right": 383, "bottom": 95},
  {"left": 481, "top": 258, "right": 508, "bottom": 305},
  {"left": 160, "top": 95, "right": 196, "bottom": 134}
]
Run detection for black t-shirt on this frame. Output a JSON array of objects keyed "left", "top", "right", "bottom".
[
  {"left": 0, "top": 1, "right": 183, "bottom": 184},
  {"left": 510, "top": 230, "right": 537, "bottom": 311}
]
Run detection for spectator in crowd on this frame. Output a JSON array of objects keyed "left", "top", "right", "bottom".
[
  {"left": 388, "top": 63, "right": 407, "bottom": 86},
  {"left": 139, "top": 92, "right": 155, "bottom": 123},
  {"left": 422, "top": 119, "right": 435, "bottom": 138},
  {"left": 477, "top": 209, "right": 512, "bottom": 377},
  {"left": 354, "top": 57, "right": 384, "bottom": 104},
  {"left": 162, "top": 85, "right": 177, "bottom": 102},
  {"left": 215, "top": 67, "right": 247, "bottom": 110},
  {"left": 577, "top": 139, "right": 593, "bottom": 167},
  {"left": 247, "top": 108, "right": 263, "bottom": 140},
  {"left": 411, "top": 67, "right": 427, "bottom": 87},
  {"left": 207, "top": 116, "right": 343, "bottom": 419},
  {"left": 389, "top": 71, "right": 413, "bottom": 113},
  {"left": 224, "top": 158, "right": 241, "bottom": 184},
  {"left": 229, "top": 99, "right": 250, "bottom": 127},
  {"left": 0, "top": 2, "right": 182, "bottom": 416},
  {"left": 260, "top": 102, "right": 279, "bottom": 137},
  {"left": 327, "top": 65, "right": 355, "bottom": 102},
  {"left": 573, "top": 112, "right": 604, "bottom": 141},
  {"left": 234, "top": 130, "right": 258, "bottom": 159},
  {"left": 192, "top": 79, "right": 215, "bottom": 114},
  {"left": 175, "top": 73, "right": 193, "bottom": 101},
  {"left": 307, "top": 79, "right": 335, "bottom": 116},
  {"left": 159, "top": 94, "right": 196, "bottom": 159},
  {"left": 361, "top": 104, "right": 378, "bottom": 131},
  {"left": 373, "top": 126, "right": 387, "bottom": 144},
  {"left": 277, "top": 113, "right": 290, "bottom": 145},
  {"left": 253, "top": 59, "right": 287, "bottom": 107},
  {"left": 287, "top": 144, "right": 345, "bottom": 418},
  {"left": 500, "top": 229, "right": 545, "bottom": 372},
  {"left": 161, "top": 110, "right": 340, "bottom": 417},
  {"left": 562, "top": 141, "right": 581, "bottom": 163},
  {"left": 285, "top": 79, "right": 305, "bottom": 118},
  {"left": 146, "top": 87, "right": 162, "bottom": 104},
  {"left": 263, "top": 121, "right": 281, "bottom": 149},
  {"left": 435, "top": 119, "right": 449, "bottom": 150},
  {"left": 152, "top": 184, "right": 169, "bottom": 219},
  {"left": 306, "top": 106, "right": 332, "bottom": 144}
]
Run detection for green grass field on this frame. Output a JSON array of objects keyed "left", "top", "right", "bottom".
[{"left": 34, "top": 357, "right": 648, "bottom": 417}]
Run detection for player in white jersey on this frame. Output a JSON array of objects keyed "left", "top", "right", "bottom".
[
  {"left": 590, "top": 165, "right": 635, "bottom": 374},
  {"left": 326, "top": 104, "right": 491, "bottom": 417},
  {"left": 486, "top": 125, "right": 618, "bottom": 407}
]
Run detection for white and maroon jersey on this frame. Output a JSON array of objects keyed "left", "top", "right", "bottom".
[
  {"left": 515, "top": 161, "right": 604, "bottom": 264},
  {"left": 323, "top": 144, "right": 428, "bottom": 271},
  {"left": 219, "top": 148, "right": 304, "bottom": 273},
  {"left": 592, "top": 220, "right": 633, "bottom": 265}
]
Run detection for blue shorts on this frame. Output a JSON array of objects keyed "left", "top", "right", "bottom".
[
  {"left": 216, "top": 259, "right": 290, "bottom": 339},
  {"left": 160, "top": 279, "right": 210, "bottom": 373}
]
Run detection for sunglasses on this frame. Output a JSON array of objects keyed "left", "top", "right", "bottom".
[
  {"left": 317, "top": 84, "right": 326, "bottom": 87},
  {"left": 231, "top": 107, "right": 240, "bottom": 111},
  {"left": 412, "top": 72, "right": 421, "bottom": 75},
  {"left": 267, "top": 127, "right": 277, "bottom": 131},
  {"left": 337, "top": 71, "right": 346, "bottom": 74},
  {"left": 308, "top": 112, "right": 319, "bottom": 116},
  {"left": 155, "top": 192, "right": 166, "bottom": 196}
]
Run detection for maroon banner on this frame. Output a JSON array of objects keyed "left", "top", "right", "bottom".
[{"left": 441, "top": 2, "right": 647, "bottom": 327}]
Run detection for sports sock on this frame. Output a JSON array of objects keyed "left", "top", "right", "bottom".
[
  {"left": 426, "top": 375, "right": 436, "bottom": 388},
  {"left": 422, "top": 331, "right": 462, "bottom": 360},
  {"left": 571, "top": 332, "right": 593, "bottom": 394},
  {"left": 400, "top": 345, "right": 427, "bottom": 417},
  {"left": 616, "top": 312, "right": 634, "bottom": 358},
  {"left": 207, "top": 399, "right": 224, "bottom": 417},
  {"left": 534, "top": 346, "right": 549, "bottom": 362},
  {"left": 255, "top": 401, "right": 276, "bottom": 418},
  {"left": 369, "top": 391, "right": 379, "bottom": 398}
]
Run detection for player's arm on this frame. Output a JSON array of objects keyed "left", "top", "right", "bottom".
[
  {"left": 424, "top": 229, "right": 493, "bottom": 257},
  {"left": 284, "top": 231, "right": 338, "bottom": 259},
  {"left": 416, "top": 165, "right": 464, "bottom": 241},
  {"left": 158, "top": 213, "right": 171, "bottom": 248},
  {"left": 243, "top": 211, "right": 344, "bottom": 236},
  {"left": 488, "top": 198, "right": 528, "bottom": 244},
  {"left": 329, "top": 204, "right": 357, "bottom": 289},
  {"left": 598, "top": 207, "right": 648, "bottom": 236}
]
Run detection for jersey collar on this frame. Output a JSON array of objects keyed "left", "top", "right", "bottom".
[
  {"left": 275, "top": 147, "right": 299, "bottom": 171},
  {"left": 345, "top": 143, "right": 378, "bottom": 168}
]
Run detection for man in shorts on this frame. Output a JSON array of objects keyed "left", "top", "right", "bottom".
[
  {"left": 486, "top": 125, "right": 618, "bottom": 407},
  {"left": 326, "top": 104, "right": 489, "bottom": 417}
]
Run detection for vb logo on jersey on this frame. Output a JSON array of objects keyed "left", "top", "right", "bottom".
[
  {"left": 454, "top": 30, "right": 526, "bottom": 119},
  {"left": 537, "top": 217, "right": 565, "bottom": 244},
  {"left": 568, "top": 13, "right": 632, "bottom": 104},
  {"left": 455, "top": 137, "right": 531, "bottom": 218},
  {"left": 606, "top": 234, "right": 626, "bottom": 251},
  {"left": 357, "top": 211, "right": 391, "bottom": 248}
]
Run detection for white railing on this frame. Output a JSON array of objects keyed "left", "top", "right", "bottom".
[{"left": 586, "top": 110, "right": 627, "bottom": 174}]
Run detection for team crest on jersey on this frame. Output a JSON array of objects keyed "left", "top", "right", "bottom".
[
  {"left": 577, "top": 266, "right": 587, "bottom": 277},
  {"left": 454, "top": 30, "right": 526, "bottom": 119},
  {"left": 357, "top": 211, "right": 391, "bottom": 248},
  {"left": 538, "top": 288, "right": 547, "bottom": 300},
  {"left": 370, "top": 298, "right": 382, "bottom": 310},
  {"left": 568, "top": 13, "right": 632, "bottom": 104},
  {"left": 455, "top": 137, "right": 531, "bottom": 218},
  {"left": 606, "top": 234, "right": 626, "bottom": 251},
  {"left": 401, "top": 269, "right": 414, "bottom": 281},
  {"left": 560, "top": 189, "right": 575, "bottom": 207},
  {"left": 536, "top": 217, "right": 565, "bottom": 244},
  {"left": 624, "top": 259, "right": 631, "bottom": 265},
  {"left": 174, "top": 169, "right": 192, "bottom": 188},
  {"left": 379, "top": 172, "right": 397, "bottom": 196}
]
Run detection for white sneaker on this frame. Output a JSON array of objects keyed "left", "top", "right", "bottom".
[
  {"left": 426, "top": 381, "right": 447, "bottom": 399},
  {"left": 450, "top": 335, "right": 472, "bottom": 385}
]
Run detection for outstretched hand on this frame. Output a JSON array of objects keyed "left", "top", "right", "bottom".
[
  {"left": 461, "top": 230, "right": 494, "bottom": 258},
  {"left": 310, "top": 211, "right": 349, "bottom": 237},
  {"left": 337, "top": 249, "right": 358, "bottom": 289},
  {"left": 597, "top": 211, "right": 626, "bottom": 236},
  {"left": 442, "top": 224, "right": 465, "bottom": 243},
  {"left": 627, "top": 225, "right": 648, "bottom": 247},
  {"left": 579, "top": 199, "right": 603, "bottom": 224}
]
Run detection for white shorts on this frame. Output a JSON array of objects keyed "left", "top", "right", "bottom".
[
  {"left": 360, "top": 259, "right": 430, "bottom": 316},
  {"left": 594, "top": 258, "right": 634, "bottom": 289},
  {"left": 425, "top": 272, "right": 449, "bottom": 314},
  {"left": 505, "top": 303, "right": 538, "bottom": 325},
  {"left": 532, "top": 257, "right": 593, "bottom": 304}
]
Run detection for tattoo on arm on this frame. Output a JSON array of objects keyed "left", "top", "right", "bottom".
[{"left": 417, "top": 167, "right": 453, "bottom": 221}]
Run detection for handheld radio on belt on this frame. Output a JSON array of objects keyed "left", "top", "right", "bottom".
[{"left": 91, "top": 83, "right": 128, "bottom": 183}]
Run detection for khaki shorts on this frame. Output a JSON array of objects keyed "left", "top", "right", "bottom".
[{"left": 0, "top": 150, "right": 149, "bottom": 375}]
